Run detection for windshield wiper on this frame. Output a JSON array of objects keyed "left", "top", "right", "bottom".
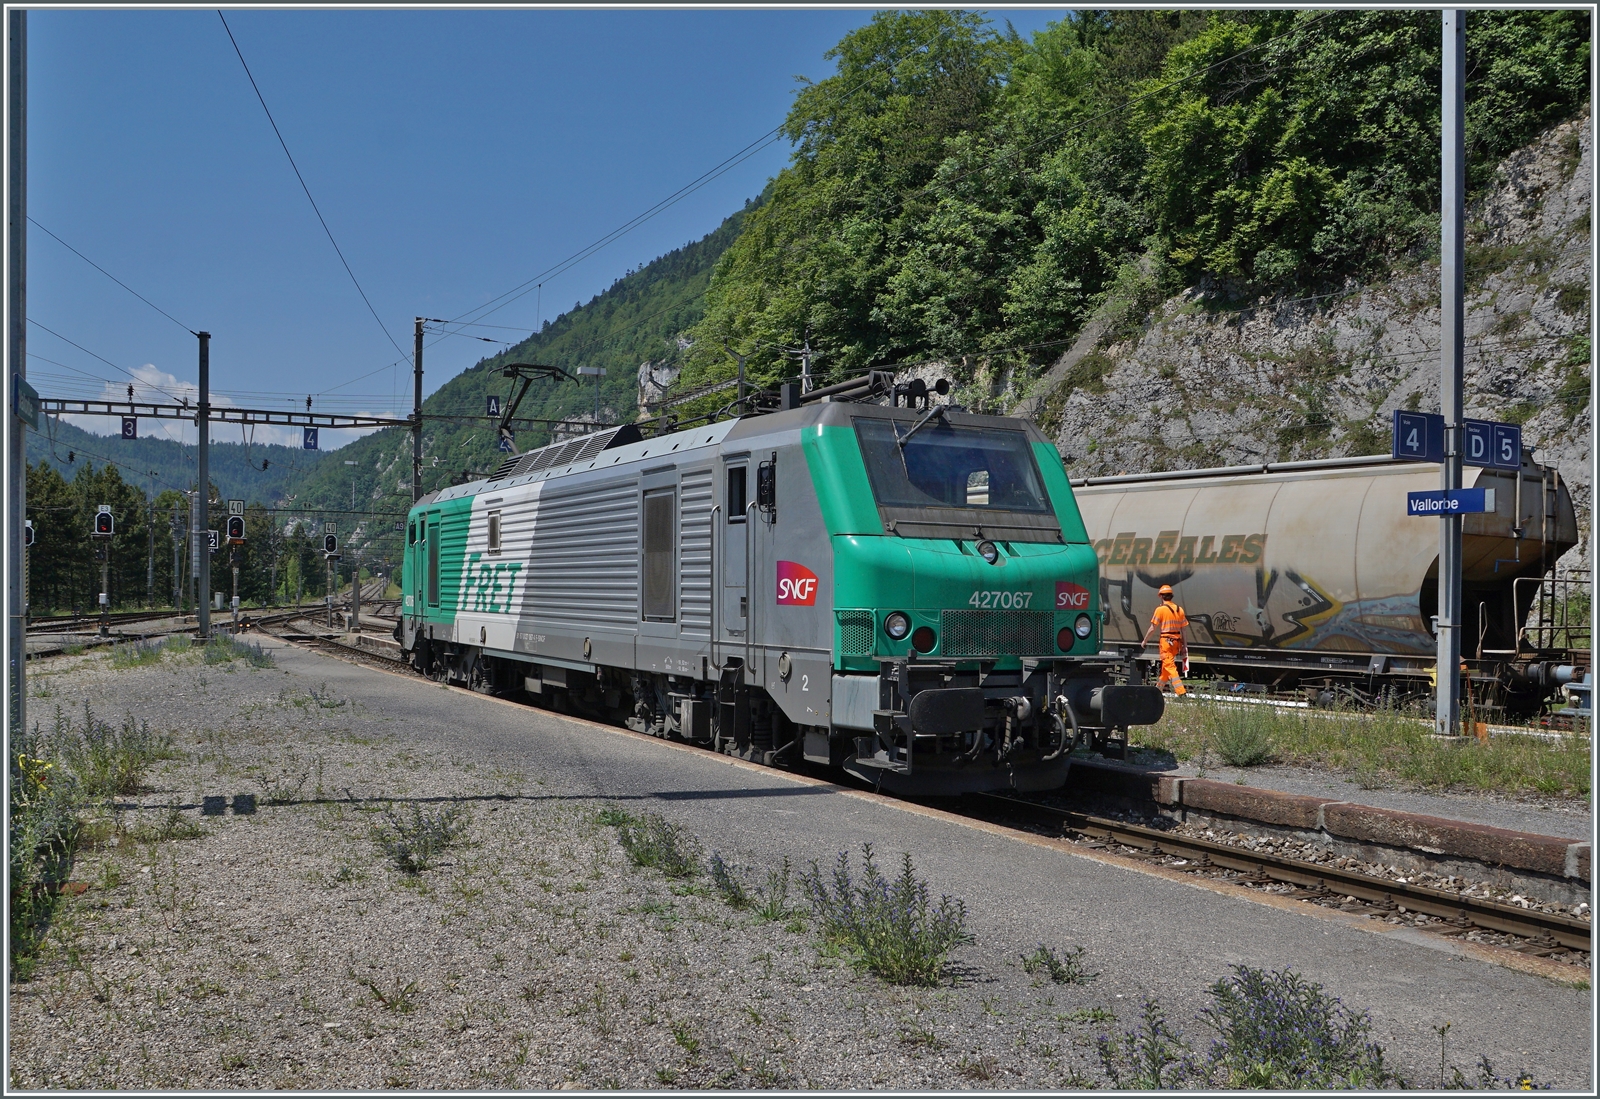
[{"left": 896, "top": 404, "right": 947, "bottom": 449}]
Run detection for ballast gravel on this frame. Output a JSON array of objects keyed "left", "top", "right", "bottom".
[{"left": 11, "top": 649, "right": 1118, "bottom": 1090}]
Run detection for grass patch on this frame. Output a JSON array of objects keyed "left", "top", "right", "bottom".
[
  {"left": 801, "top": 844, "right": 972, "bottom": 987},
  {"left": 606, "top": 811, "right": 700, "bottom": 879},
  {"left": 371, "top": 803, "right": 469, "bottom": 874},
  {"left": 1139, "top": 698, "right": 1590, "bottom": 798},
  {"left": 1022, "top": 943, "right": 1097, "bottom": 985}
]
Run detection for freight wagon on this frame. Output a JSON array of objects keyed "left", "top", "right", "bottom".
[
  {"left": 399, "top": 378, "right": 1163, "bottom": 795},
  {"left": 1072, "top": 454, "right": 1582, "bottom": 715}
]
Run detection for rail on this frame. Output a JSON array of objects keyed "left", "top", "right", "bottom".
[{"left": 969, "top": 794, "right": 1589, "bottom": 954}]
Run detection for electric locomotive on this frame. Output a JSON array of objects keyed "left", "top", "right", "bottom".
[{"left": 398, "top": 374, "right": 1163, "bottom": 795}]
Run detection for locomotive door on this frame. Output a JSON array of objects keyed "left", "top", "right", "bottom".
[{"left": 722, "top": 460, "right": 748, "bottom": 634}]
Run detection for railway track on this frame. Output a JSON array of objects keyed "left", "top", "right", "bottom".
[
  {"left": 965, "top": 793, "right": 1590, "bottom": 958},
  {"left": 255, "top": 623, "right": 1589, "bottom": 965}
]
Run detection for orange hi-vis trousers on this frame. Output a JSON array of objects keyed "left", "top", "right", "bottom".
[{"left": 1157, "top": 635, "right": 1188, "bottom": 695}]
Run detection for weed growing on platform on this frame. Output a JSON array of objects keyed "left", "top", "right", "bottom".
[
  {"left": 611, "top": 813, "right": 700, "bottom": 879},
  {"left": 53, "top": 703, "right": 175, "bottom": 799},
  {"left": 1433, "top": 1022, "right": 1553, "bottom": 1090},
  {"left": 1097, "top": 995, "right": 1201, "bottom": 1089},
  {"left": 372, "top": 803, "right": 468, "bottom": 874},
  {"left": 1099, "top": 967, "right": 1398, "bottom": 1089},
  {"left": 801, "top": 844, "right": 971, "bottom": 987},
  {"left": 129, "top": 802, "right": 206, "bottom": 843},
  {"left": 708, "top": 852, "right": 752, "bottom": 908},
  {"left": 756, "top": 856, "right": 794, "bottom": 921},
  {"left": 1022, "top": 944, "right": 1096, "bottom": 985},
  {"left": 109, "top": 639, "right": 169, "bottom": 669},
  {"left": 8, "top": 723, "right": 81, "bottom": 979},
  {"left": 203, "top": 635, "right": 274, "bottom": 668},
  {"left": 1201, "top": 965, "right": 1396, "bottom": 1088}
]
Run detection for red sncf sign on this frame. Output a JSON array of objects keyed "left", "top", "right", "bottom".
[
  {"left": 776, "top": 560, "right": 819, "bottom": 606},
  {"left": 1056, "top": 581, "right": 1090, "bottom": 610}
]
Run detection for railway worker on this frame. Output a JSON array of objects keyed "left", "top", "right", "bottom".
[{"left": 1142, "top": 584, "right": 1190, "bottom": 696}]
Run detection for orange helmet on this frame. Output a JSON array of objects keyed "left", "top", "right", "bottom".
[{"left": 1158, "top": 584, "right": 1174, "bottom": 596}]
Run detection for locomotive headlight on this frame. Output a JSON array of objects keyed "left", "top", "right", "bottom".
[
  {"left": 884, "top": 611, "right": 912, "bottom": 641},
  {"left": 1074, "top": 613, "right": 1094, "bottom": 639},
  {"left": 976, "top": 540, "right": 1000, "bottom": 564}
]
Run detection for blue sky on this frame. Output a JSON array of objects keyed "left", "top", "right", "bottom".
[{"left": 27, "top": 6, "right": 1073, "bottom": 448}]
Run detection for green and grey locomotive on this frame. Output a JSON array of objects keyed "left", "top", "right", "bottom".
[{"left": 398, "top": 378, "right": 1162, "bottom": 796}]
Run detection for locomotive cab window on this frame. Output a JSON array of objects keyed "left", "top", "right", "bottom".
[
  {"left": 642, "top": 488, "right": 676, "bottom": 621},
  {"left": 408, "top": 521, "right": 416, "bottom": 545},
  {"left": 486, "top": 511, "right": 502, "bottom": 554},
  {"left": 726, "top": 466, "right": 747, "bottom": 523},
  {"left": 854, "top": 418, "right": 1048, "bottom": 513}
]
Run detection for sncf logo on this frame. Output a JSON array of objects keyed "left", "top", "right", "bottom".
[
  {"left": 776, "top": 561, "right": 819, "bottom": 606},
  {"left": 1056, "top": 581, "right": 1090, "bottom": 610}
]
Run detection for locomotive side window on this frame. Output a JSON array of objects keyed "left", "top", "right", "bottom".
[
  {"left": 642, "top": 489, "right": 676, "bottom": 620},
  {"left": 726, "top": 466, "right": 747, "bottom": 523},
  {"left": 487, "top": 511, "right": 502, "bottom": 554},
  {"left": 408, "top": 521, "right": 416, "bottom": 545},
  {"left": 427, "top": 517, "right": 440, "bottom": 607}
]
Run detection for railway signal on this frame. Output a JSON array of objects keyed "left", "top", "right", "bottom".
[
  {"left": 92, "top": 506, "right": 113, "bottom": 537},
  {"left": 324, "top": 533, "right": 338, "bottom": 555},
  {"left": 23, "top": 519, "right": 32, "bottom": 547},
  {"left": 226, "top": 515, "right": 246, "bottom": 543}
]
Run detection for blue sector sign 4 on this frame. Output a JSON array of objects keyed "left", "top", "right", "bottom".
[
  {"left": 1407, "top": 488, "right": 1495, "bottom": 515},
  {"left": 303, "top": 427, "right": 319, "bottom": 450},
  {"left": 1391, "top": 410, "right": 1444, "bottom": 462}
]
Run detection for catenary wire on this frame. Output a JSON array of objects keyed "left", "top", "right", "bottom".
[
  {"left": 217, "top": 10, "right": 410, "bottom": 364},
  {"left": 28, "top": 217, "right": 197, "bottom": 336}
]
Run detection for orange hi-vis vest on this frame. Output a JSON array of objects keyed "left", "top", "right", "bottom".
[{"left": 1151, "top": 601, "right": 1188, "bottom": 637}]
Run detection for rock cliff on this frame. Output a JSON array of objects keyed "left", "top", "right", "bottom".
[{"left": 1020, "top": 113, "right": 1591, "bottom": 570}]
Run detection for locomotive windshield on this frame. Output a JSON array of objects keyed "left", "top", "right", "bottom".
[{"left": 854, "top": 418, "right": 1050, "bottom": 513}]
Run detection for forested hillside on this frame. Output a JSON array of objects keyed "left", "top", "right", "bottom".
[{"left": 675, "top": 8, "right": 1589, "bottom": 400}]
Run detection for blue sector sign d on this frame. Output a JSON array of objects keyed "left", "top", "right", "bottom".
[
  {"left": 1407, "top": 488, "right": 1495, "bottom": 516},
  {"left": 302, "top": 427, "right": 319, "bottom": 451},
  {"left": 1391, "top": 410, "right": 1444, "bottom": 463}
]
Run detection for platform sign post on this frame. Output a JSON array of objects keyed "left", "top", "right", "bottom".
[{"left": 1437, "top": 10, "right": 1466, "bottom": 739}]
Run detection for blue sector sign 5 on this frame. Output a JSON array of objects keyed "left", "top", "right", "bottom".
[
  {"left": 1391, "top": 410, "right": 1444, "bottom": 462},
  {"left": 1407, "top": 488, "right": 1495, "bottom": 515},
  {"left": 1491, "top": 422, "right": 1521, "bottom": 469}
]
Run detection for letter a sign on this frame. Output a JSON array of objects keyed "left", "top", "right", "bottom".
[{"left": 487, "top": 395, "right": 501, "bottom": 417}]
